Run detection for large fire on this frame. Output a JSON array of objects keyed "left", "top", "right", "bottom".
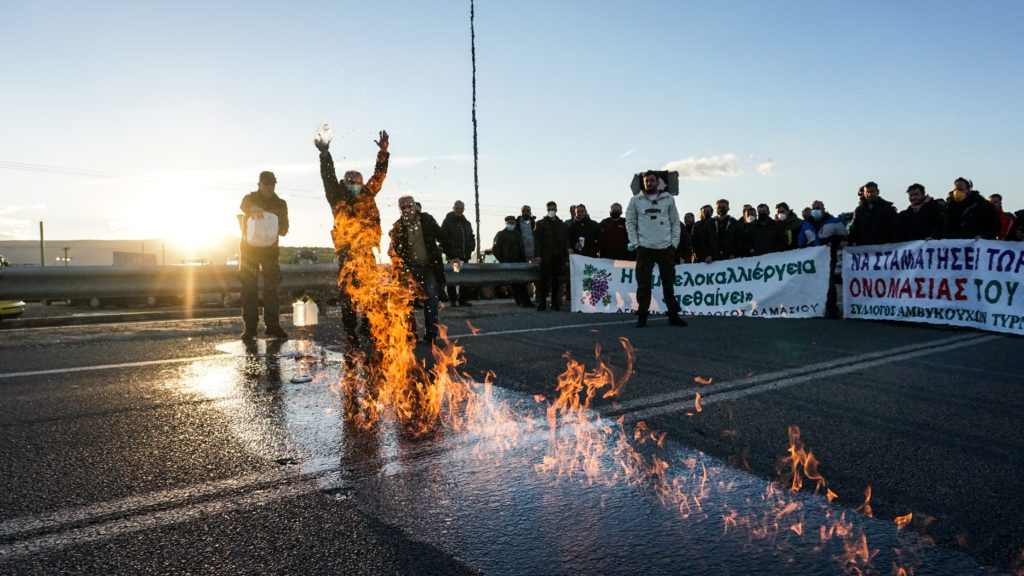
[{"left": 327, "top": 206, "right": 927, "bottom": 574}]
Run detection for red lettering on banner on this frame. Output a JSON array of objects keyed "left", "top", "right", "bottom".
[
  {"left": 898, "top": 279, "right": 913, "bottom": 298},
  {"left": 936, "top": 278, "right": 952, "bottom": 300},
  {"left": 954, "top": 278, "right": 968, "bottom": 301}
]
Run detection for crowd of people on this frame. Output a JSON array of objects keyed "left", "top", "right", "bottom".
[{"left": 234, "top": 130, "right": 1022, "bottom": 342}]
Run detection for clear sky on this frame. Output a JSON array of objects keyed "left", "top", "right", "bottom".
[{"left": 2, "top": 1, "right": 1022, "bottom": 258}]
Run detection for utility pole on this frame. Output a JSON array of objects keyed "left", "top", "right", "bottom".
[
  {"left": 61, "top": 246, "right": 70, "bottom": 266},
  {"left": 39, "top": 221, "right": 45, "bottom": 267},
  {"left": 470, "top": 0, "right": 482, "bottom": 262}
]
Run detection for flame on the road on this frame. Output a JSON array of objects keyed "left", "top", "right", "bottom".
[
  {"left": 780, "top": 425, "right": 829, "bottom": 495},
  {"left": 465, "top": 320, "right": 480, "bottom": 335},
  {"left": 694, "top": 376, "right": 713, "bottom": 385},
  {"left": 894, "top": 512, "right": 913, "bottom": 530}
]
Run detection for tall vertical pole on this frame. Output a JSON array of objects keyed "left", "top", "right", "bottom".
[
  {"left": 39, "top": 221, "right": 45, "bottom": 267},
  {"left": 470, "top": 0, "right": 481, "bottom": 262}
]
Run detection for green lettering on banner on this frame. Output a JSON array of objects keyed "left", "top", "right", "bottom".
[{"left": 620, "top": 268, "right": 634, "bottom": 284}]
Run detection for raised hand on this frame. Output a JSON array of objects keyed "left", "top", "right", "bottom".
[{"left": 375, "top": 130, "right": 389, "bottom": 152}]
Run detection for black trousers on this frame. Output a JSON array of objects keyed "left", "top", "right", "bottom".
[
  {"left": 537, "top": 255, "right": 566, "bottom": 306},
  {"left": 635, "top": 246, "right": 681, "bottom": 314},
  {"left": 240, "top": 246, "right": 281, "bottom": 329}
]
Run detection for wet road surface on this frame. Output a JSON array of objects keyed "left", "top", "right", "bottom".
[{"left": 1, "top": 303, "right": 1020, "bottom": 574}]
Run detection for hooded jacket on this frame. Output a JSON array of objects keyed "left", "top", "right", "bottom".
[
  {"left": 441, "top": 211, "right": 476, "bottom": 261},
  {"left": 625, "top": 191, "right": 680, "bottom": 250}
]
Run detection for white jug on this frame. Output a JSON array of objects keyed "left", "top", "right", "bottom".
[
  {"left": 292, "top": 297, "right": 319, "bottom": 327},
  {"left": 246, "top": 213, "right": 279, "bottom": 247}
]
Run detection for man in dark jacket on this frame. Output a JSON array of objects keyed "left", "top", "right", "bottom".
[
  {"left": 899, "top": 183, "right": 944, "bottom": 241},
  {"left": 743, "top": 203, "right": 787, "bottom": 256},
  {"left": 676, "top": 212, "right": 695, "bottom": 264},
  {"left": 316, "top": 130, "right": 389, "bottom": 348},
  {"left": 690, "top": 205, "right": 713, "bottom": 262},
  {"left": 568, "top": 203, "right": 602, "bottom": 258},
  {"left": 441, "top": 200, "right": 476, "bottom": 306},
  {"left": 492, "top": 215, "right": 530, "bottom": 306},
  {"left": 849, "top": 182, "right": 901, "bottom": 246},
  {"left": 598, "top": 203, "right": 631, "bottom": 260},
  {"left": 239, "top": 171, "right": 289, "bottom": 341},
  {"left": 389, "top": 195, "right": 448, "bottom": 345},
  {"left": 694, "top": 199, "right": 741, "bottom": 263},
  {"left": 945, "top": 178, "right": 1000, "bottom": 239},
  {"left": 534, "top": 200, "right": 569, "bottom": 311}
]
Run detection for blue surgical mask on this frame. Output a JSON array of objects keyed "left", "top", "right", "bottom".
[
  {"left": 346, "top": 184, "right": 362, "bottom": 195},
  {"left": 811, "top": 209, "right": 823, "bottom": 220},
  {"left": 505, "top": 224, "right": 516, "bottom": 231}
]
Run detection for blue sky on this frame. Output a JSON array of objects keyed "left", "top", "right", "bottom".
[{"left": 2, "top": 1, "right": 1022, "bottom": 257}]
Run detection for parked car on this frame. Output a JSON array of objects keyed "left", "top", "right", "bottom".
[
  {"left": 0, "top": 299, "right": 26, "bottom": 321},
  {"left": 0, "top": 255, "right": 26, "bottom": 321}
]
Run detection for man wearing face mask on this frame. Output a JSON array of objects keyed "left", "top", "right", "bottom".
[
  {"left": 798, "top": 200, "right": 847, "bottom": 318},
  {"left": 848, "top": 182, "right": 901, "bottom": 246},
  {"left": 899, "top": 183, "right": 945, "bottom": 241},
  {"left": 944, "top": 177, "right": 999, "bottom": 239},
  {"left": 599, "top": 203, "right": 632, "bottom": 260},
  {"left": 388, "top": 195, "right": 447, "bottom": 344},
  {"left": 693, "top": 199, "right": 741, "bottom": 263},
  {"left": 743, "top": 203, "right": 787, "bottom": 256},
  {"left": 625, "top": 171, "right": 687, "bottom": 328},
  {"left": 534, "top": 201, "right": 569, "bottom": 311},
  {"left": 492, "top": 215, "right": 530, "bottom": 306},
  {"left": 316, "top": 130, "right": 389, "bottom": 349},
  {"left": 774, "top": 202, "right": 803, "bottom": 250}
]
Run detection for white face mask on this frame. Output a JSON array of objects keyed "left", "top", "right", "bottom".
[
  {"left": 547, "top": 210, "right": 557, "bottom": 218},
  {"left": 505, "top": 224, "right": 515, "bottom": 231},
  {"left": 745, "top": 215, "right": 756, "bottom": 223},
  {"left": 778, "top": 213, "right": 788, "bottom": 221}
]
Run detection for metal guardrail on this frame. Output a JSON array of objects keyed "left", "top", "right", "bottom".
[{"left": 0, "top": 263, "right": 541, "bottom": 300}]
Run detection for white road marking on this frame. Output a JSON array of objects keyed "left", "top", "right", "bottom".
[
  {"left": 611, "top": 333, "right": 984, "bottom": 413},
  {"left": 0, "top": 480, "right": 321, "bottom": 559},
  {"left": 0, "top": 354, "right": 232, "bottom": 380},
  {"left": 624, "top": 335, "right": 1000, "bottom": 422}
]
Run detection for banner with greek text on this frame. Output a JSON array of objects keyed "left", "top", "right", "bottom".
[
  {"left": 842, "top": 239, "right": 1024, "bottom": 335},
  {"left": 570, "top": 246, "right": 830, "bottom": 318}
]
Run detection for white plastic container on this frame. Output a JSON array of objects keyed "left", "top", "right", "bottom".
[
  {"left": 292, "top": 297, "right": 319, "bottom": 327},
  {"left": 246, "top": 213, "right": 279, "bottom": 247}
]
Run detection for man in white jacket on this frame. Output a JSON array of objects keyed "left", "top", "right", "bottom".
[{"left": 625, "top": 171, "right": 688, "bottom": 328}]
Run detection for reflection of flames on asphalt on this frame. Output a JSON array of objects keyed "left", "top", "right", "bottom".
[{"left": 328, "top": 210, "right": 928, "bottom": 574}]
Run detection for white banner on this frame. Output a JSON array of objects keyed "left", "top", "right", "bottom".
[
  {"left": 570, "top": 247, "right": 831, "bottom": 318},
  {"left": 842, "top": 239, "right": 1024, "bottom": 335}
]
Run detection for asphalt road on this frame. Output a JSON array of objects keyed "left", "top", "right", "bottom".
[{"left": 1, "top": 301, "right": 1020, "bottom": 574}]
